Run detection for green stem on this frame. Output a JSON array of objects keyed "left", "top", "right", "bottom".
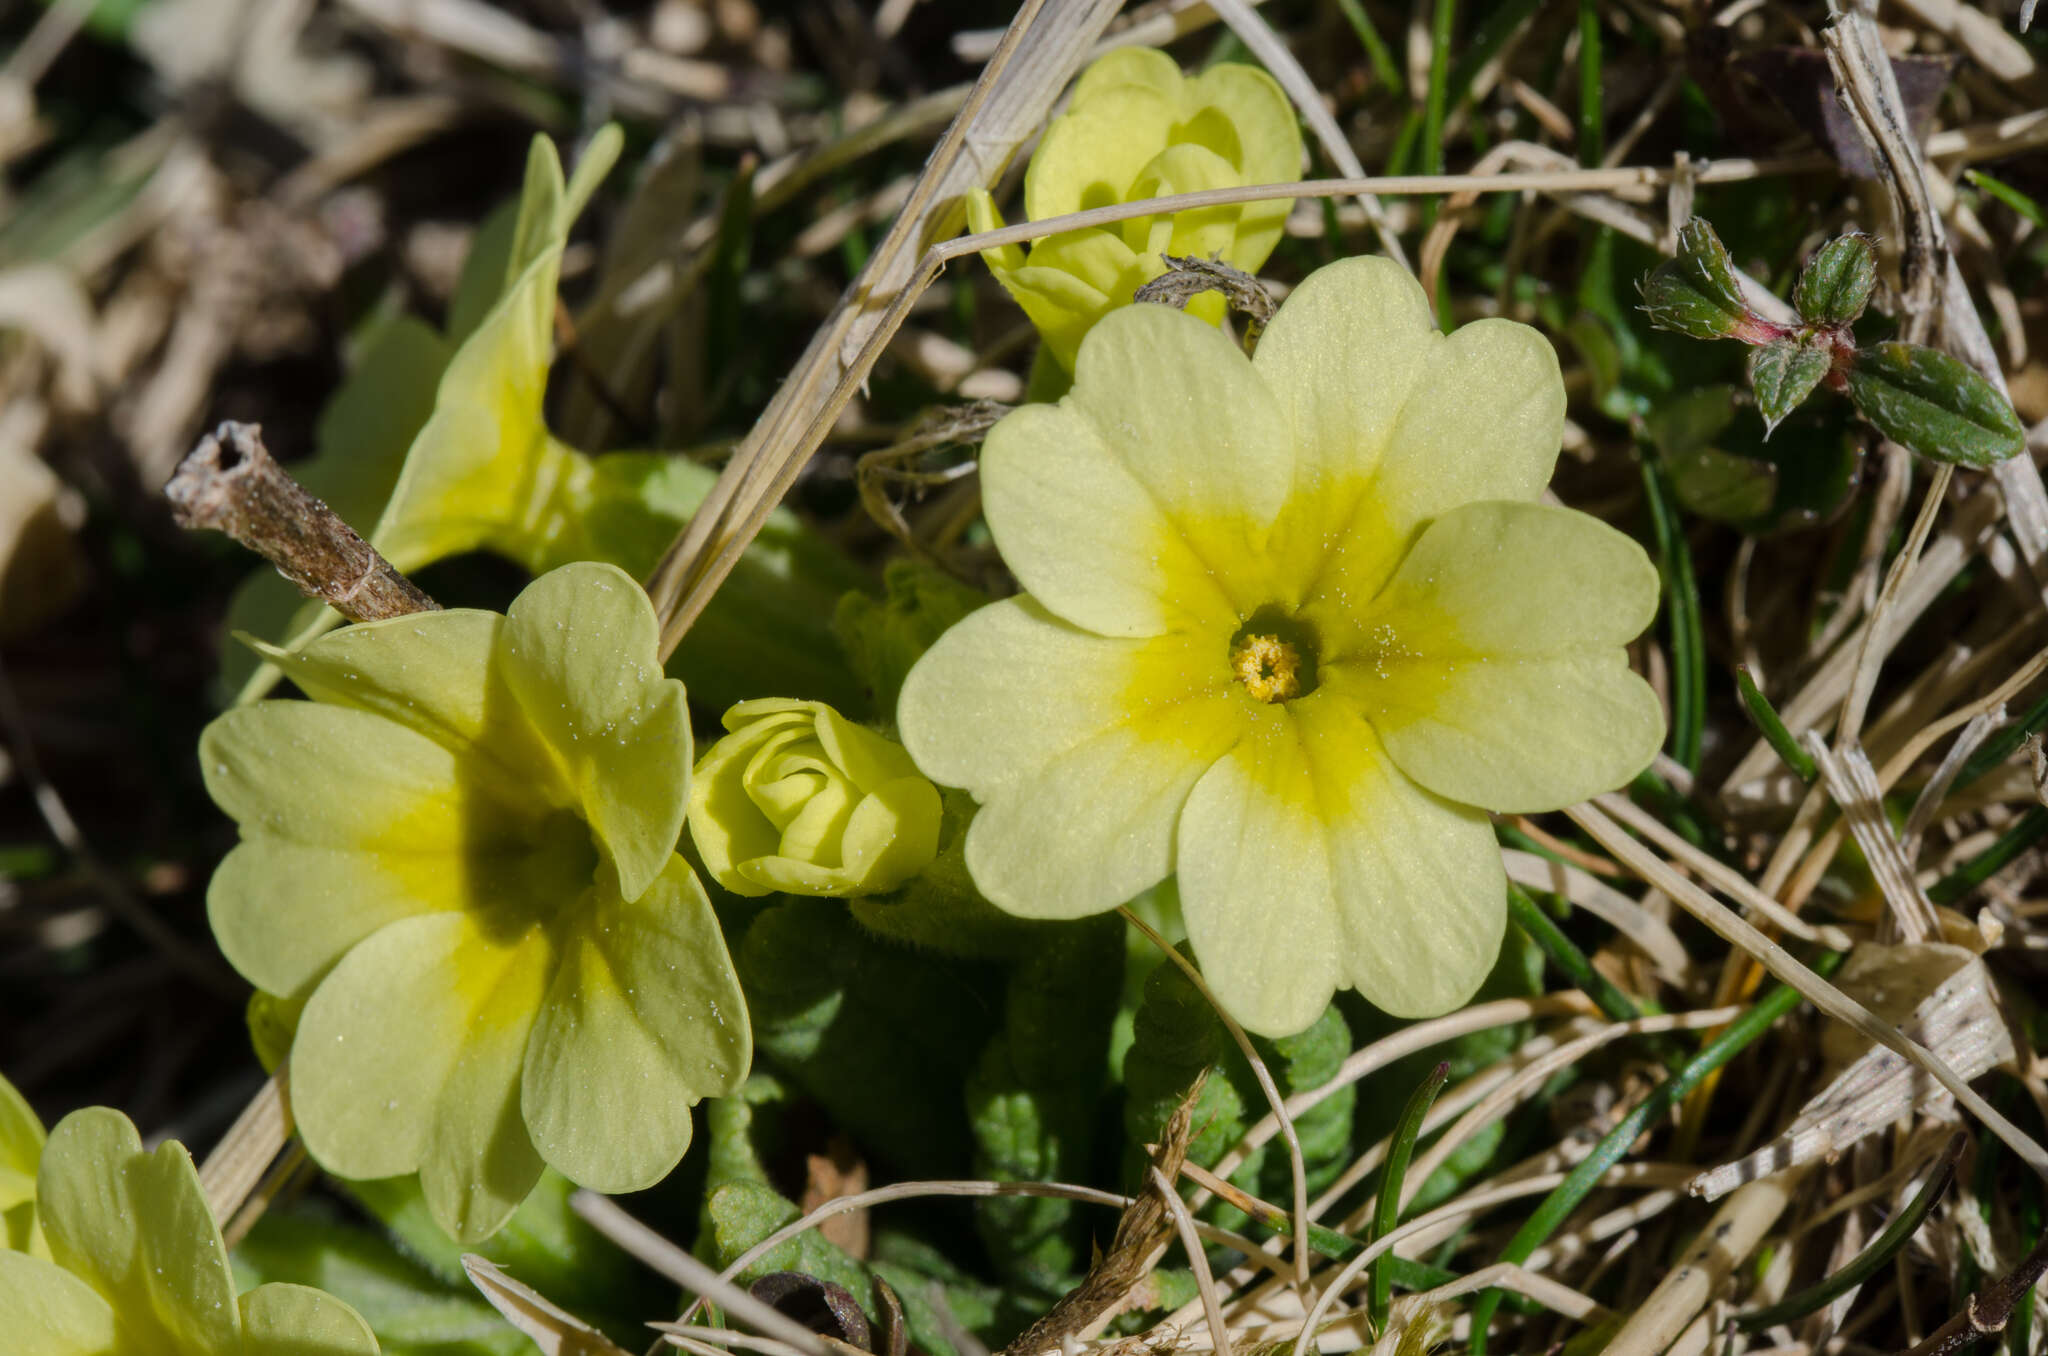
[
  {"left": 1641, "top": 455, "right": 1705, "bottom": 771},
  {"left": 1333, "top": 0, "right": 1402, "bottom": 95},
  {"left": 1928, "top": 806, "right": 2048, "bottom": 905},
  {"left": 1370, "top": 1062, "right": 1450, "bottom": 1332},
  {"left": 1737, "top": 666, "right": 1817, "bottom": 782},
  {"left": 1465, "top": 951, "right": 1846, "bottom": 1355},
  {"left": 1956, "top": 686, "right": 2048, "bottom": 791},
  {"left": 1506, "top": 884, "right": 1641, "bottom": 1026}
]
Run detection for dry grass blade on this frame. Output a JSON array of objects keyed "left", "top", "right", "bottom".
[
  {"left": 644, "top": 0, "right": 1124, "bottom": 656},
  {"left": 463, "top": 1254, "right": 634, "bottom": 1356},
  {"left": 1565, "top": 800, "right": 2048, "bottom": 1179}
]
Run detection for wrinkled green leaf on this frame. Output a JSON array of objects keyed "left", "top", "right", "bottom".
[
  {"left": 1844, "top": 341, "right": 2025, "bottom": 467},
  {"left": 738, "top": 897, "right": 1000, "bottom": 1171},
  {"left": 1792, "top": 234, "right": 1875, "bottom": 327},
  {"left": 968, "top": 918, "right": 1121, "bottom": 1293},
  {"left": 1640, "top": 218, "right": 1759, "bottom": 342},
  {"left": 1747, "top": 338, "right": 1832, "bottom": 435}
]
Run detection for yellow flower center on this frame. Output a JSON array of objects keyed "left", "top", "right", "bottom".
[
  {"left": 1231, "top": 633, "right": 1301, "bottom": 703},
  {"left": 1229, "top": 607, "right": 1320, "bottom": 704}
]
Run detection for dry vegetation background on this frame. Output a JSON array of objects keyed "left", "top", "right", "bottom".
[{"left": 2, "top": 2, "right": 2048, "bottom": 1355}]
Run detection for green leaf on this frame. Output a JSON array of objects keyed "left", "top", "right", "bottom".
[
  {"left": 1792, "top": 234, "right": 1876, "bottom": 327},
  {"left": 1747, "top": 338, "right": 1832, "bottom": 435},
  {"left": 232, "top": 1206, "right": 527, "bottom": 1355},
  {"left": 1844, "top": 341, "right": 2025, "bottom": 467},
  {"left": 968, "top": 918, "right": 1121, "bottom": 1291},
  {"left": 1640, "top": 218, "right": 1760, "bottom": 342},
  {"left": 738, "top": 897, "right": 1000, "bottom": 1171}
]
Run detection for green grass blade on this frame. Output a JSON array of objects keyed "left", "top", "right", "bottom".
[
  {"left": 1370, "top": 1061, "right": 1450, "bottom": 1331},
  {"left": 1465, "top": 951, "right": 1846, "bottom": 1354},
  {"left": 1641, "top": 456, "right": 1705, "bottom": 771},
  {"left": 1735, "top": 1132, "right": 1963, "bottom": 1331},
  {"left": 1736, "top": 667, "right": 1817, "bottom": 782},
  {"left": 1333, "top": 0, "right": 1402, "bottom": 95},
  {"left": 1929, "top": 806, "right": 2048, "bottom": 905},
  {"left": 1576, "top": 0, "right": 1603, "bottom": 165}
]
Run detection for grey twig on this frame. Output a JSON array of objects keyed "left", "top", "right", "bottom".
[
  {"left": 165, "top": 421, "right": 438, "bottom": 622},
  {"left": 1134, "top": 254, "right": 1277, "bottom": 351}
]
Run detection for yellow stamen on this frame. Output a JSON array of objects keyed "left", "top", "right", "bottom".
[{"left": 1231, "top": 633, "right": 1301, "bottom": 703}]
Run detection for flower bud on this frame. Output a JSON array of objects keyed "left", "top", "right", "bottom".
[{"left": 690, "top": 699, "right": 942, "bottom": 897}]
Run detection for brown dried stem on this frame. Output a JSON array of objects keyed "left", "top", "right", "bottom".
[
  {"left": 1892, "top": 1231, "right": 2048, "bottom": 1356},
  {"left": 164, "top": 421, "right": 437, "bottom": 622}
]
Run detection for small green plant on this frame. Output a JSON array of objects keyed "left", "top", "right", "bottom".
[{"left": 1640, "top": 218, "right": 2024, "bottom": 464}]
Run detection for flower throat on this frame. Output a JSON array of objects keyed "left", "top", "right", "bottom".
[{"left": 1229, "top": 606, "right": 1320, "bottom": 703}]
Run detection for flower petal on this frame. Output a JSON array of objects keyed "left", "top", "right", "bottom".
[
  {"left": 239, "top": 1282, "right": 381, "bottom": 1356},
  {"left": 1174, "top": 713, "right": 1341, "bottom": 1038},
  {"left": 1177, "top": 702, "right": 1504, "bottom": 1030},
  {"left": 201, "top": 702, "right": 504, "bottom": 852},
  {"left": 0, "top": 1073, "right": 41, "bottom": 1256},
  {"left": 1253, "top": 256, "right": 1439, "bottom": 502},
  {"left": 207, "top": 840, "right": 446, "bottom": 1000},
  {"left": 290, "top": 910, "right": 548, "bottom": 1241},
  {"left": 1185, "top": 62, "right": 1300, "bottom": 262},
  {"left": 36, "top": 1108, "right": 236, "bottom": 1356},
  {"left": 498, "top": 562, "right": 691, "bottom": 900},
  {"left": 903, "top": 600, "right": 1240, "bottom": 921},
  {"left": 900, "top": 598, "right": 1235, "bottom": 800},
  {"left": 1063, "top": 303, "right": 1296, "bottom": 545},
  {"left": 248, "top": 610, "right": 559, "bottom": 792},
  {"left": 0, "top": 1251, "right": 114, "bottom": 1356},
  {"left": 522, "top": 857, "right": 750, "bottom": 1193},
  {"left": 1372, "top": 316, "right": 1566, "bottom": 534},
  {"left": 419, "top": 927, "right": 551, "bottom": 1244},
  {"left": 981, "top": 400, "right": 1239, "bottom": 637},
  {"left": 1355, "top": 501, "right": 1664, "bottom": 812},
  {"left": 1025, "top": 77, "right": 1176, "bottom": 220}
]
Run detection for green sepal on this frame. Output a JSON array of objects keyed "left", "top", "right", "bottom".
[
  {"left": 1843, "top": 341, "right": 2025, "bottom": 467},
  {"left": 1639, "top": 218, "right": 1757, "bottom": 342},
  {"left": 1792, "top": 233, "right": 1876, "bottom": 327},
  {"left": 832, "top": 560, "right": 987, "bottom": 718},
  {"left": 1747, "top": 338, "right": 1832, "bottom": 436}
]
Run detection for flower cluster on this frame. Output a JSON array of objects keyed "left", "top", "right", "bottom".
[
  {"left": 968, "top": 47, "right": 1303, "bottom": 375},
  {"left": 901, "top": 257, "right": 1663, "bottom": 1035},
  {"left": 203, "top": 563, "right": 750, "bottom": 1242}
]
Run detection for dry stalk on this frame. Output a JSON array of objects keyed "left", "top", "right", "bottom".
[
  {"left": 164, "top": 421, "right": 439, "bottom": 623},
  {"left": 1565, "top": 800, "right": 2048, "bottom": 1179}
]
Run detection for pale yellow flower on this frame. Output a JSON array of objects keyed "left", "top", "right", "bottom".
[
  {"left": 898, "top": 258, "right": 1664, "bottom": 1036},
  {"left": 968, "top": 47, "right": 1302, "bottom": 374}
]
